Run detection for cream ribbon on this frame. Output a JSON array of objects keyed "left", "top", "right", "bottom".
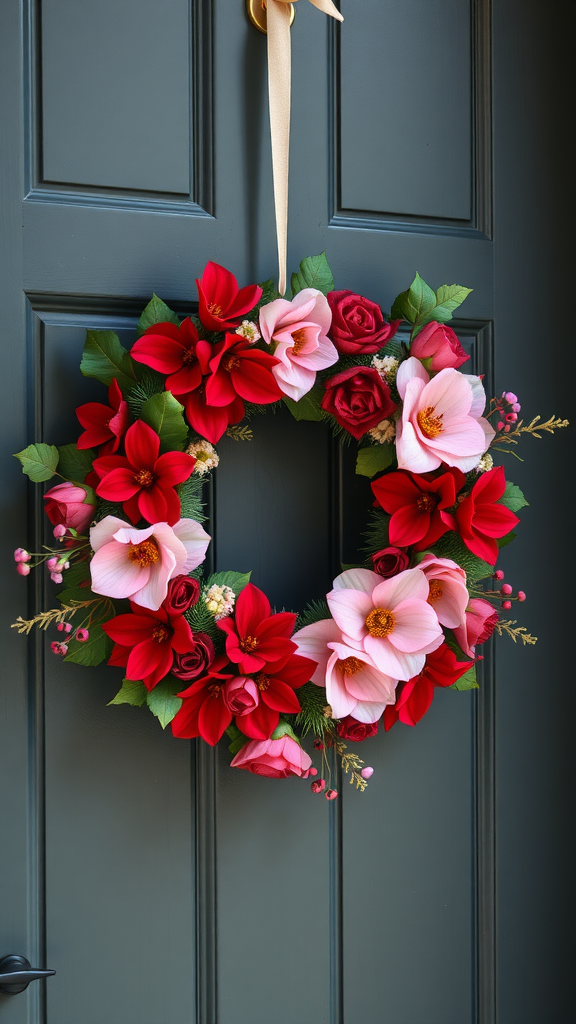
[{"left": 266, "top": 0, "right": 343, "bottom": 295}]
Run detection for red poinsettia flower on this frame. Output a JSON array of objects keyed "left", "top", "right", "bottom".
[
  {"left": 182, "top": 386, "right": 245, "bottom": 444},
  {"left": 196, "top": 261, "right": 262, "bottom": 333},
  {"left": 130, "top": 318, "right": 213, "bottom": 396},
  {"left": 371, "top": 468, "right": 464, "bottom": 550},
  {"left": 229, "top": 653, "right": 315, "bottom": 741},
  {"left": 93, "top": 420, "right": 195, "bottom": 526},
  {"left": 205, "top": 334, "right": 282, "bottom": 408},
  {"left": 383, "top": 643, "right": 474, "bottom": 730},
  {"left": 455, "top": 466, "right": 520, "bottom": 564},
  {"left": 76, "top": 378, "right": 131, "bottom": 454},
  {"left": 103, "top": 601, "right": 194, "bottom": 691},
  {"left": 217, "top": 583, "right": 297, "bottom": 674},
  {"left": 171, "top": 655, "right": 236, "bottom": 745}
]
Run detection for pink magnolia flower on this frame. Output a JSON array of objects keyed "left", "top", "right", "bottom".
[
  {"left": 453, "top": 597, "right": 499, "bottom": 657},
  {"left": 395, "top": 357, "right": 495, "bottom": 473},
  {"left": 89, "top": 515, "right": 210, "bottom": 610},
  {"left": 292, "top": 616, "right": 342, "bottom": 684},
  {"left": 44, "top": 482, "right": 96, "bottom": 533},
  {"left": 326, "top": 567, "right": 443, "bottom": 681},
  {"left": 418, "top": 553, "right": 469, "bottom": 630},
  {"left": 325, "top": 641, "right": 397, "bottom": 722},
  {"left": 259, "top": 288, "right": 338, "bottom": 400},
  {"left": 230, "top": 733, "right": 314, "bottom": 779}
]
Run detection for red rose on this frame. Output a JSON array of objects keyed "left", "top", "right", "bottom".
[
  {"left": 371, "top": 547, "right": 410, "bottom": 579},
  {"left": 171, "top": 632, "right": 215, "bottom": 682},
  {"left": 165, "top": 574, "right": 201, "bottom": 615},
  {"left": 410, "top": 321, "right": 469, "bottom": 372},
  {"left": 328, "top": 291, "right": 400, "bottom": 355},
  {"left": 336, "top": 716, "right": 380, "bottom": 741},
  {"left": 321, "top": 366, "right": 396, "bottom": 440}
]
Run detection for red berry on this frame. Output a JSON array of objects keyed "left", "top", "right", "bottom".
[
  {"left": 502, "top": 600, "right": 512, "bottom": 610},
  {"left": 313, "top": 739, "right": 324, "bottom": 750},
  {"left": 517, "top": 591, "right": 526, "bottom": 602},
  {"left": 494, "top": 569, "right": 505, "bottom": 580},
  {"left": 325, "top": 789, "right": 338, "bottom": 801},
  {"left": 501, "top": 583, "right": 513, "bottom": 595}
]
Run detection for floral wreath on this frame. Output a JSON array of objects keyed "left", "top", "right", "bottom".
[{"left": 12, "top": 253, "right": 568, "bottom": 797}]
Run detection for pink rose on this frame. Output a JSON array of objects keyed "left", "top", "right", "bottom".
[
  {"left": 453, "top": 598, "right": 498, "bottom": 657},
  {"left": 44, "top": 482, "right": 96, "bottom": 533},
  {"left": 371, "top": 547, "right": 410, "bottom": 579},
  {"left": 410, "top": 321, "right": 469, "bottom": 372},
  {"left": 259, "top": 288, "right": 337, "bottom": 401},
  {"left": 223, "top": 676, "right": 259, "bottom": 716},
  {"left": 230, "top": 733, "right": 313, "bottom": 778},
  {"left": 328, "top": 291, "right": 400, "bottom": 355}
]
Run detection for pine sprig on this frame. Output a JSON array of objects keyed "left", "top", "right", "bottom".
[
  {"left": 185, "top": 597, "right": 224, "bottom": 650},
  {"left": 296, "top": 598, "right": 330, "bottom": 631},
  {"left": 226, "top": 425, "right": 254, "bottom": 441},
  {"left": 177, "top": 474, "right": 207, "bottom": 522},
  {"left": 494, "top": 619, "right": 538, "bottom": 645},
  {"left": 361, "top": 508, "right": 390, "bottom": 560},
  {"left": 125, "top": 367, "right": 166, "bottom": 417},
  {"left": 293, "top": 682, "right": 335, "bottom": 738}
]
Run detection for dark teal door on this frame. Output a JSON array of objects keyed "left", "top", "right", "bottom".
[{"left": 1, "top": 1, "right": 573, "bottom": 1022}]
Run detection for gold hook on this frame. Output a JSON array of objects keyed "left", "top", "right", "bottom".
[{"left": 246, "top": 0, "right": 295, "bottom": 34}]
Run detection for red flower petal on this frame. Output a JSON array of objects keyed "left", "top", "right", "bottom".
[
  {"left": 238, "top": 701, "right": 278, "bottom": 740},
  {"left": 260, "top": 678, "right": 302, "bottom": 713},
  {"left": 154, "top": 451, "right": 195, "bottom": 488},
  {"left": 96, "top": 467, "right": 140, "bottom": 501},
  {"left": 103, "top": 613, "right": 158, "bottom": 646},
  {"left": 197, "top": 695, "right": 232, "bottom": 745},
  {"left": 234, "top": 584, "right": 271, "bottom": 637},
  {"left": 165, "top": 364, "right": 203, "bottom": 395},
  {"left": 230, "top": 359, "right": 282, "bottom": 404},
  {"left": 131, "top": 332, "right": 186, "bottom": 374},
  {"left": 138, "top": 485, "right": 170, "bottom": 525},
  {"left": 124, "top": 420, "right": 160, "bottom": 470},
  {"left": 127, "top": 637, "right": 173, "bottom": 686},
  {"left": 170, "top": 614, "right": 194, "bottom": 654}
]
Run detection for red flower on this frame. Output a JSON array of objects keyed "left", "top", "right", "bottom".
[
  {"left": 171, "top": 632, "right": 215, "bottom": 682},
  {"left": 130, "top": 318, "right": 212, "bottom": 395},
  {"left": 383, "top": 643, "right": 474, "bottom": 730},
  {"left": 93, "top": 420, "right": 195, "bottom": 526},
  {"left": 336, "top": 716, "right": 380, "bottom": 741},
  {"left": 171, "top": 655, "right": 236, "bottom": 745},
  {"left": 196, "top": 261, "right": 262, "bottom": 333},
  {"left": 217, "top": 583, "right": 297, "bottom": 674},
  {"left": 182, "top": 387, "right": 245, "bottom": 444},
  {"left": 321, "top": 366, "right": 396, "bottom": 440},
  {"left": 371, "top": 547, "right": 410, "bottom": 579},
  {"left": 103, "top": 602, "right": 194, "bottom": 691},
  {"left": 327, "top": 291, "right": 400, "bottom": 355},
  {"left": 205, "top": 333, "right": 282, "bottom": 408},
  {"left": 227, "top": 653, "right": 314, "bottom": 741},
  {"left": 372, "top": 468, "right": 464, "bottom": 549},
  {"left": 455, "top": 466, "right": 520, "bottom": 564},
  {"left": 76, "top": 378, "right": 130, "bottom": 453},
  {"left": 164, "top": 574, "right": 201, "bottom": 615}
]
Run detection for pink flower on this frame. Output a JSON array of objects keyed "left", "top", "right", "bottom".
[
  {"left": 230, "top": 732, "right": 313, "bottom": 779},
  {"left": 326, "top": 567, "right": 443, "bottom": 681},
  {"left": 44, "top": 482, "right": 96, "bottom": 533},
  {"left": 418, "top": 553, "right": 469, "bottom": 630},
  {"left": 292, "top": 616, "right": 342, "bottom": 684},
  {"left": 453, "top": 598, "right": 499, "bottom": 657},
  {"left": 325, "top": 641, "right": 397, "bottom": 722},
  {"left": 89, "top": 515, "right": 210, "bottom": 611},
  {"left": 259, "top": 288, "right": 338, "bottom": 400},
  {"left": 410, "top": 321, "right": 469, "bottom": 372},
  {"left": 222, "top": 676, "right": 259, "bottom": 717},
  {"left": 395, "top": 357, "right": 495, "bottom": 473}
]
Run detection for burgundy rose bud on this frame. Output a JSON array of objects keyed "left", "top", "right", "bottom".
[
  {"left": 321, "top": 366, "right": 396, "bottom": 440},
  {"left": 336, "top": 716, "right": 380, "bottom": 742},
  {"left": 164, "top": 574, "right": 201, "bottom": 615},
  {"left": 171, "top": 632, "right": 215, "bottom": 682},
  {"left": 327, "top": 291, "right": 400, "bottom": 355},
  {"left": 410, "top": 321, "right": 469, "bottom": 372},
  {"left": 372, "top": 546, "right": 410, "bottom": 579}
]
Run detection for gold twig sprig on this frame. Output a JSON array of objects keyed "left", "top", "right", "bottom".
[
  {"left": 491, "top": 414, "right": 569, "bottom": 456},
  {"left": 11, "top": 597, "right": 113, "bottom": 635},
  {"left": 333, "top": 738, "right": 368, "bottom": 791},
  {"left": 494, "top": 619, "right": 537, "bottom": 645},
  {"left": 226, "top": 425, "right": 254, "bottom": 441}
]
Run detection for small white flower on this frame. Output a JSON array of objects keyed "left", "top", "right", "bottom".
[
  {"left": 235, "top": 320, "right": 261, "bottom": 344},
  {"left": 204, "top": 584, "right": 235, "bottom": 620},
  {"left": 475, "top": 452, "right": 494, "bottom": 473},
  {"left": 371, "top": 354, "right": 399, "bottom": 383},
  {"left": 368, "top": 419, "right": 396, "bottom": 444},
  {"left": 186, "top": 440, "right": 220, "bottom": 475}
]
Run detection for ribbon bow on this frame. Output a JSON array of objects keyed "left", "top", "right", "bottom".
[{"left": 266, "top": 0, "right": 344, "bottom": 295}]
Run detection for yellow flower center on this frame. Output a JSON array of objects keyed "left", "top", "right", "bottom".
[
  {"left": 365, "top": 608, "right": 396, "bottom": 638},
  {"left": 428, "top": 579, "right": 443, "bottom": 604},
  {"left": 151, "top": 624, "right": 170, "bottom": 643},
  {"left": 416, "top": 492, "right": 437, "bottom": 512},
  {"left": 223, "top": 353, "right": 241, "bottom": 372},
  {"left": 207, "top": 303, "right": 223, "bottom": 317},
  {"left": 417, "top": 405, "right": 444, "bottom": 438},
  {"left": 128, "top": 538, "right": 160, "bottom": 567},
  {"left": 338, "top": 656, "right": 364, "bottom": 675},
  {"left": 254, "top": 673, "right": 270, "bottom": 691},
  {"left": 240, "top": 635, "right": 259, "bottom": 653},
  {"left": 291, "top": 328, "right": 307, "bottom": 356},
  {"left": 134, "top": 468, "right": 154, "bottom": 488}
]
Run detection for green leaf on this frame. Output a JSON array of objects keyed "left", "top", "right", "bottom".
[
  {"left": 390, "top": 273, "right": 436, "bottom": 325},
  {"left": 497, "top": 530, "right": 516, "bottom": 549},
  {"left": 64, "top": 623, "right": 112, "bottom": 667},
  {"left": 140, "top": 392, "right": 188, "bottom": 452},
  {"left": 15, "top": 443, "right": 59, "bottom": 482},
  {"left": 283, "top": 386, "right": 324, "bottom": 422},
  {"left": 355, "top": 444, "right": 396, "bottom": 478},
  {"left": 291, "top": 252, "right": 334, "bottom": 297},
  {"left": 146, "top": 676, "right": 183, "bottom": 729},
  {"left": 137, "top": 293, "right": 181, "bottom": 336},
  {"left": 205, "top": 570, "right": 251, "bottom": 598},
  {"left": 108, "top": 679, "right": 148, "bottom": 707},
  {"left": 430, "top": 284, "right": 473, "bottom": 323},
  {"left": 57, "top": 559, "right": 92, "bottom": 604},
  {"left": 498, "top": 481, "right": 529, "bottom": 513},
  {"left": 259, "top": 278, "right": 281, "bottom": 305},
  {"left": 57, "top": 444, "right": 95, "bottom": 484},
  {"left": 432, "top": 531, "right": 494, "bottom": 580},
  {"left": 451, "top": 665, "right": 478, "bottom": 691},
  {"left": 80, "top": 330, "right": 136, "bottom": 393}
]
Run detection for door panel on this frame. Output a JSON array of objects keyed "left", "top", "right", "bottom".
[{"left": 1, "top": 1, "right": 573, "bottom": 1022}]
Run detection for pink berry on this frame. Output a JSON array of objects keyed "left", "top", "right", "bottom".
[
  {"left": 63, "top": 622, "right": 72, "bottom": 633},
  {"left": 512, "top": 403, "right": 521, "bottom": 413},
  {"left": 57, "top": 622, "right": 65, "bottom": 632},
  {"left": 506, "top": 412, "right": 518, "bottom": 423},
  {"left": 361, "top": 767, "right": 374, "bottom": 780},
  {"left": 75, "top": 628, "right": 89, "bottom": 642},
  {"left": 497, "top": 421, "right": 505, "bottom": 430},
  {"left": 504, "top": 425, "right": 511, "bottom": 433},
  {"left": 50, "top": 572, "right": 63, "bottom": 584},
  {"left": 311, "top": 779, "right": 326, "bottom": 794},
  {"left": 502, "top": 600, "right": 512, "bottom": 610},
  {"left": 14, "top": 548, "right": 31, "bottom": 563},
  {"left": 309, "top": 767, "right": 318, "bottom": 776},
  {"left": 504, "top": 392, "right": 518, "bottom": 404},
  {"left": 16, "top": 562, "right": 31, "bottom": 576},
  {"left": 46, "top": 557, "right": 59, "bottom": 570},
  {"left": 325, "top": 789, "right": 338, "bottom": 801},
  {"left": 494, "top": 569, "right": 505, "bottom": 580},
  {"left": 517, "top": 591, "right": 526, "bottom": 602},
  {"left": 501, "top": 583, "right": 513, "bottom": 595},
  {"left": 50, "top": 641, "right": 68, "bottom": 656},
  {"left": 53, "top": 525, "right": 66, "bottom": 539}
]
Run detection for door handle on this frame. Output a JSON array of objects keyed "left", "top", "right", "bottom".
[{"left": 0, "top": 955, "right": 56, "bottom": 995}]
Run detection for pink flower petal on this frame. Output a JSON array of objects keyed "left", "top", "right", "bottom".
[
  {"left": 327, "top": 588, "right": 372, "bottom": 641},
  {"left": 363, "top": 635, "right": 426, "bottom": 681},
  {"left": 372, "top": 567, "right": 429, "bottom": 609},
  {"left": 292, "top": 618, "right": 342, "bottom": 684},
  {"left": 396, "top": 357, "right": 429, "bottom": 401},
  {"left": 349, "top": 700, "right": 390, "bottom": 724},
  {"left": 386, "top": 599, "right": 443, "bottom": 653},
  {"left": 332, "top": 568, "right": 381, "bottom": 594},
  {"left": 325, "top": 651, "right": 359, "bottom": 719},
  {"left": 90, "top": 515, "right": 133, "bottom": 552},
  {"left": 90, "top": 542, "right": 149, "bottom": 599}
]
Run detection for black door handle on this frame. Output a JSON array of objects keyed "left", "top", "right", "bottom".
[{"left": 0, "top": 955, "right": 56, "bottom": 995}]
